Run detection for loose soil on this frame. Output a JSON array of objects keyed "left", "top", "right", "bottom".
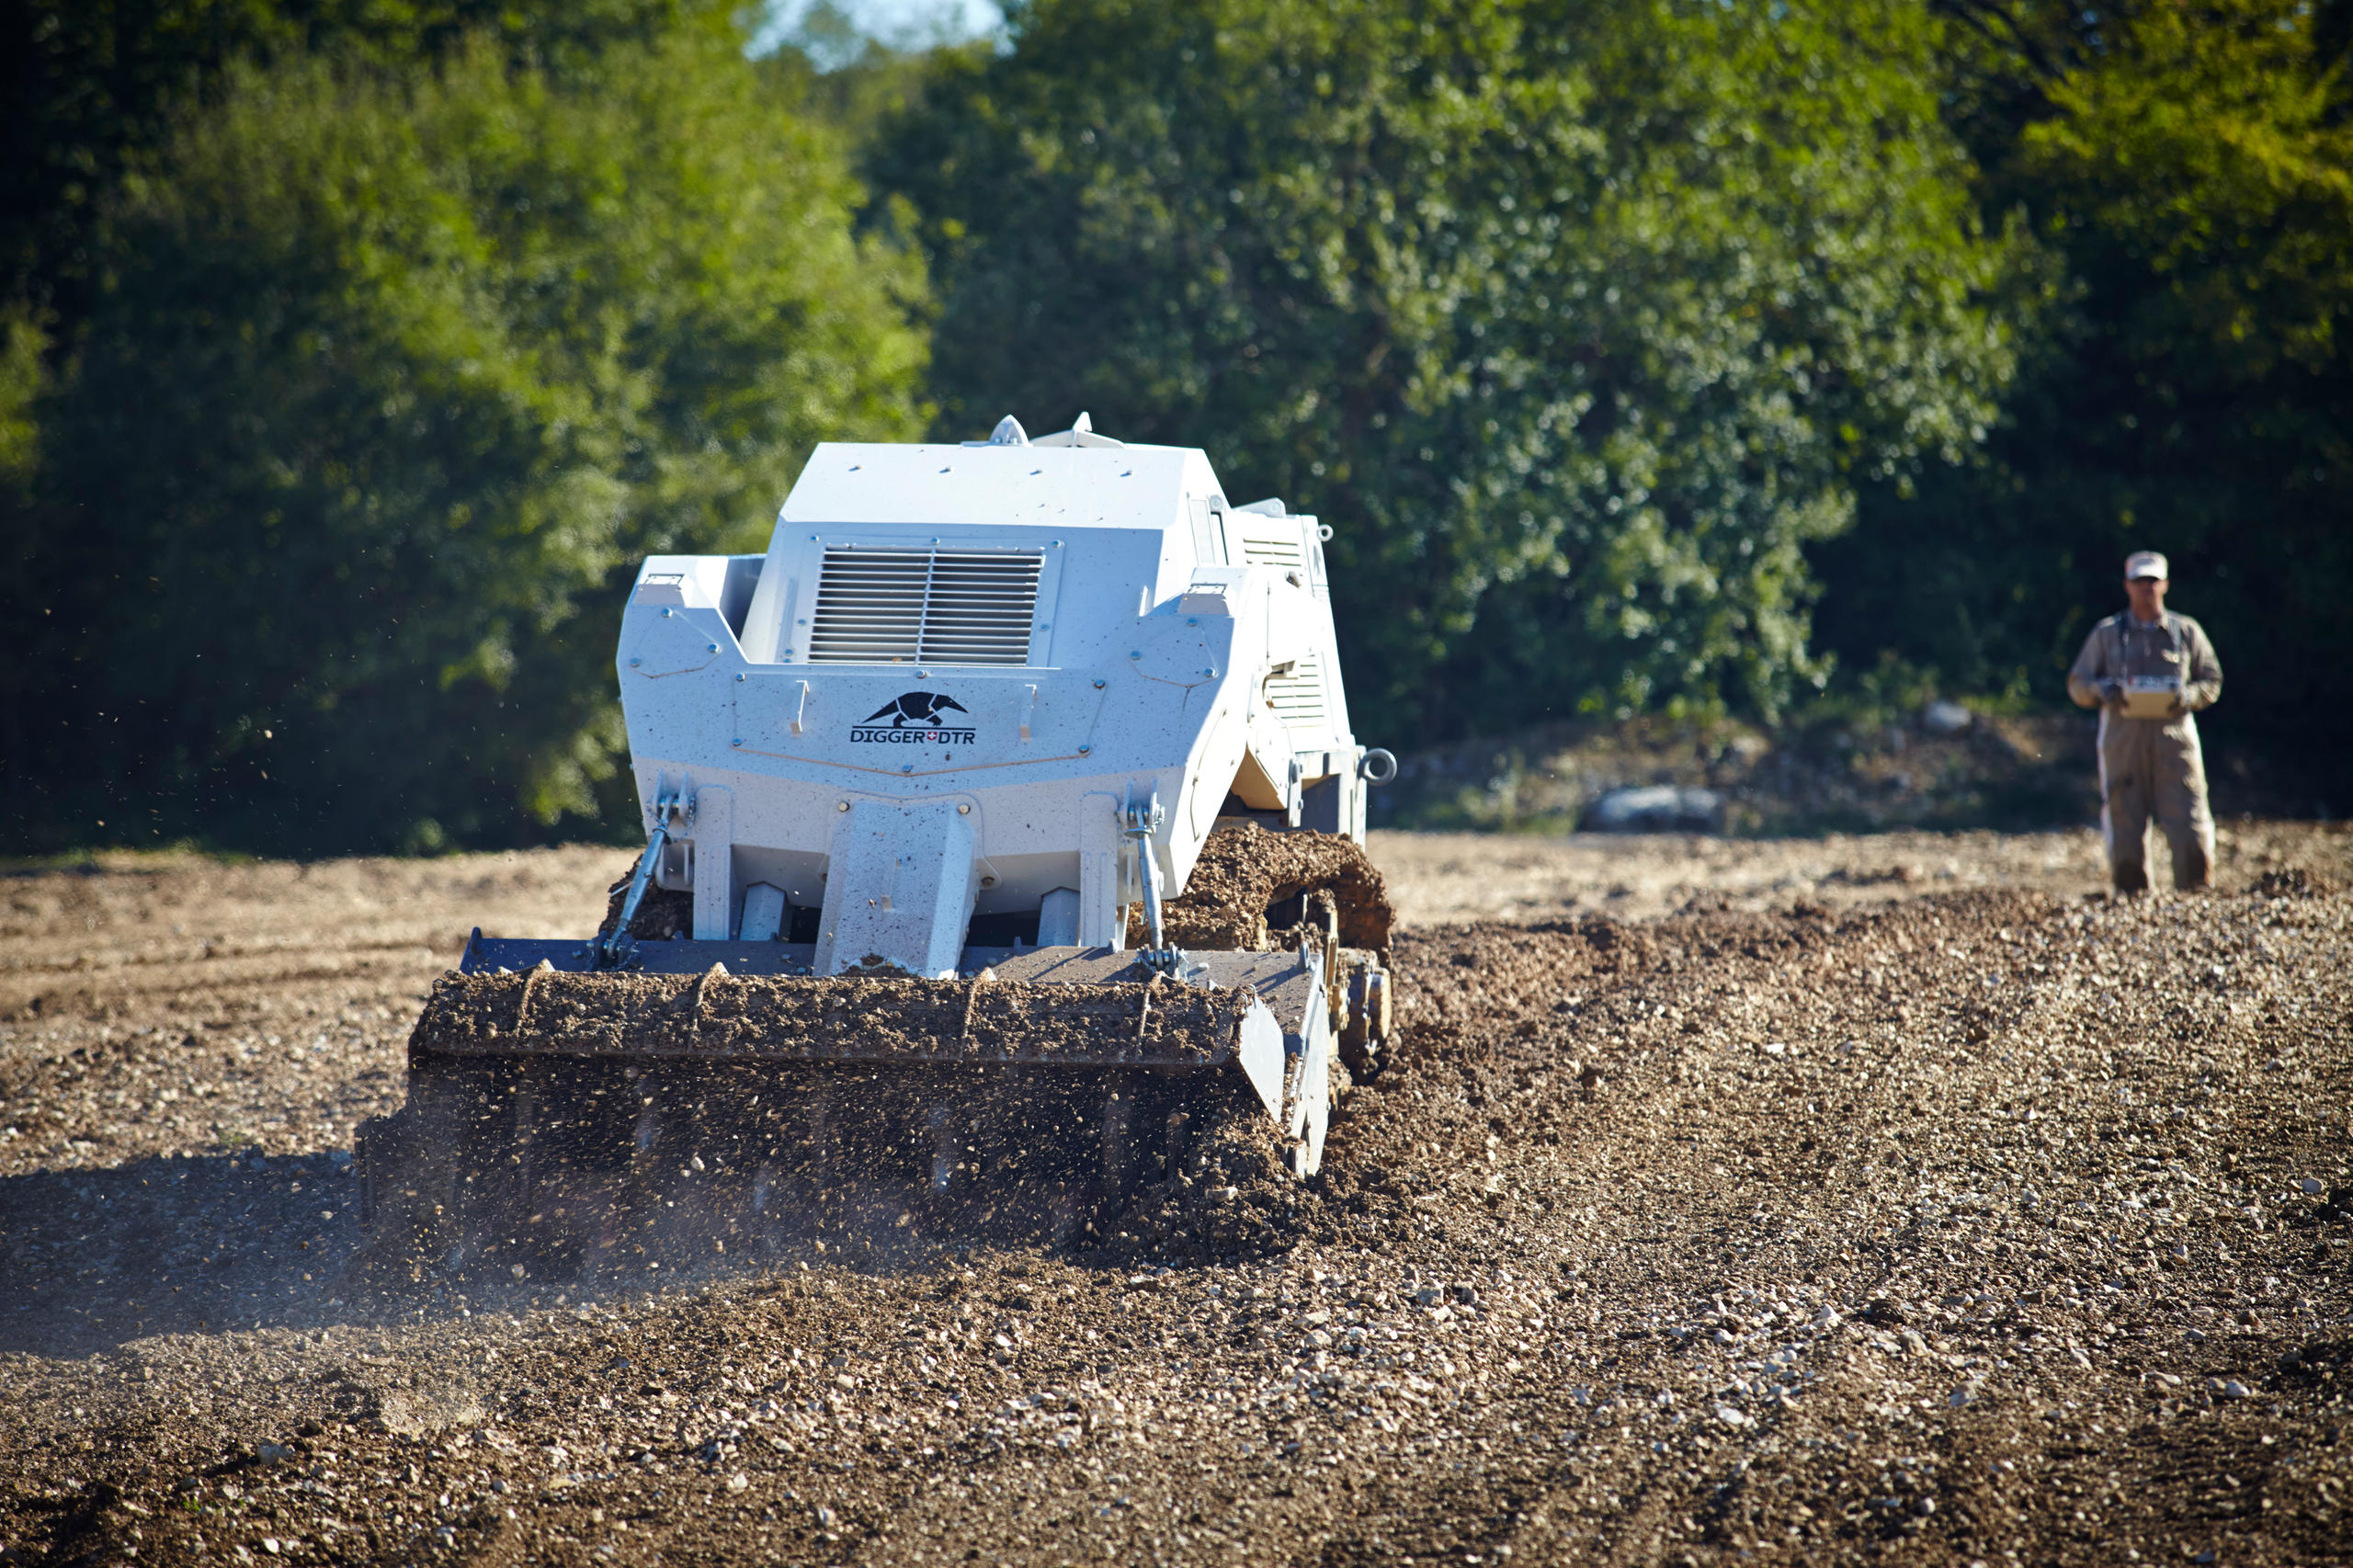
[
  {"left": 1149, "top": 824, "right": 1393, "bottom": 952},
  {"left": 2, "top": 828, "right": 2348, "bottom": 1567},
  {"left": 1373, "top": 818, "right": 2353, "bottom": 924},
  {"left": 598, "top": 874, "right": 693, "bottom": 943}
]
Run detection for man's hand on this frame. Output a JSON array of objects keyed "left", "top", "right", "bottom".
[{"left": 2098, "top": 678, "right": 2126, "bottom": 710}]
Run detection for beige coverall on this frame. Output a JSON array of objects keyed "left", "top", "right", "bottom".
[{"left": 2066, "top": 610, "right": 2223, "bottom": 891}]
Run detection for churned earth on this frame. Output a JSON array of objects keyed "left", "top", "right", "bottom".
[{"left": 1, "top": 827, "right": 2348, "bottom": 1567}]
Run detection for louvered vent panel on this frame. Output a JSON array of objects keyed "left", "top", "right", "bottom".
[
  {"left": 805, "top": 546, "right": 1041, "bottom": 665},
  {"left": 807, "top": 551, "right": 929, "bottom": 663},
  {"left": 1265, "top": 652, "right": 1328, "bottom": 728},
  {"left": 919, "top": 551, "right": 1043, "bottom": 665},
  {"left": 1233, "top": 516, "right": 1305, "bottom": 567}
]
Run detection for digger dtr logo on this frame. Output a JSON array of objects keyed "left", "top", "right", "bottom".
[{"left": 850, "top": 691, "right": 975, "bottom": 745}]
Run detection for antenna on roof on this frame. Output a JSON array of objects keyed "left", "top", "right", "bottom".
[{"left": 1031, "top": 411, "right": 1124, "bottom": 449}]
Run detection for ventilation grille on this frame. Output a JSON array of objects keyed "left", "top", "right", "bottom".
[
  {"left": 1265, "top": 653, "right": 1328, "bottom": 728},
  {"left": 1233, "top": 515, "right": 1306, "bottom": 568},
  {"left": 806, "top": 547, "right": 1042, "bottom": 665}
]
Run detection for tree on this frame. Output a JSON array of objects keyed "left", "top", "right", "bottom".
[
  {"left": 17, "top": 25, "right": 926, "bottom": 853},
  {"left": 1818, "top": 0, "right": 2353, "bottom": 801},
  {"left": 0, "top": 0, "right": 700, "bottom": 312},
  {"left": 876, "top": 0, "right": 2025, "bottom": 741}
]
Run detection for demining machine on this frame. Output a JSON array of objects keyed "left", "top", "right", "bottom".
[{"left": 356, "top": 415, "right": 1401, "bottom": 1275}]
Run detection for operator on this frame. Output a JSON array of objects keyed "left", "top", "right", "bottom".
[{"left": 2066, "top": 551, "right": 2223, "bottom": 892}]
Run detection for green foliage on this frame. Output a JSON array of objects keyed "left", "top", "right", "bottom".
[
  {"left": 18, "top": 26, "right": 926, "bottom": 853},
  {"left": 0, "top": 304, "right": 42, "bottom": 496},
  {"left": 877, "top": 0, "right": 2025, "bottom": 740},
  {"left": 8, "top": 0, "right": 2346, "bottom": 855},
  {"left": 1821, "top": 0, "right": 2353, "bottom": 798},
  {"left": 755, "top": 0, "right": 996, "bottom": 145},
  {"left": 0, "top": 0, "right": 710, "bottom": 309}
]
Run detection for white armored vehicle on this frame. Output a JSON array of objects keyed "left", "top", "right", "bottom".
[{"left": 358, "top": 416, "right": 1398, "bottom": 1270}]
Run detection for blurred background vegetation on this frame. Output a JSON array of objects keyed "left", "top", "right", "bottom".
[{"left": 1, "top": 0, "right": 2346, "bottom": 855}]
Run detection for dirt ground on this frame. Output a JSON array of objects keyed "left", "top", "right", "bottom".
[
  {"left": 2, "top": 826, "right": 2348, "bottom": 1567},
  {"left": 1368, "top": 819, "right": 2353, "bottom": 925}
]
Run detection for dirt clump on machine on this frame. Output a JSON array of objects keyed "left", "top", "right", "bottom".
[
  {"left": 597, "top": 872, "right": 692, "bottom": 941},
  {"left": 408, "top": 967, "right": 1256, "bottom": 1064},
  {"left": 1148, "top": 822, "right": 1393, "bottom": 952}
]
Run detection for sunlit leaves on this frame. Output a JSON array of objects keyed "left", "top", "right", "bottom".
[{"left": 882, "top": 0, "right": 2021, "bottom": 734}]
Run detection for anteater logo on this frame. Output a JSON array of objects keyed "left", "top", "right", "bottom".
[
  {"left": 850, "top": 691, "right": 975, "bottom": 746},
  {"left": 864, "top": 692, "right": 969, "bottom": 728}
]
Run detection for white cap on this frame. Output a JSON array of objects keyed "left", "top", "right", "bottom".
[{"left": 2124, "top": 551, "right": 2168, "bottom": 581}]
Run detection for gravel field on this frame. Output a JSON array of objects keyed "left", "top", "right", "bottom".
[
  {"left": 1368, "top": 821, "right": 2353, "bottom": 924},
  {"left": 2, "top": 827, "right": 2348, "bottom": 1567}
]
